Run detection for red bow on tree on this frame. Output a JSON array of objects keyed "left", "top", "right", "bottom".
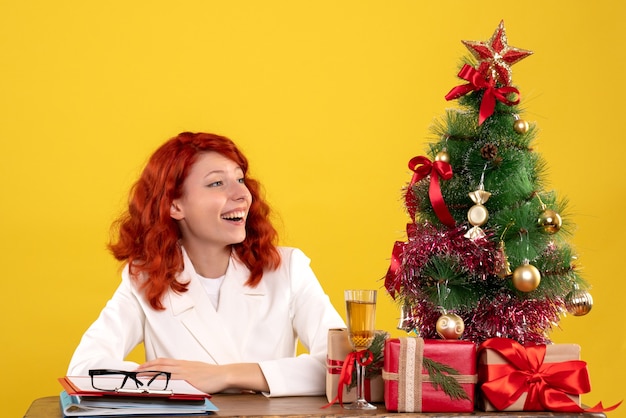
[
  {"left": 384, "top": 223, "right": 417, "bottom": 299},
  {"left": 384, "top": 240, "right": 404, "bottom": 298},
  {"left": 445, "top": 64, "right": 520, "bottom": 125},
  {"left": 406, "top": 156, "right": 455, "bottom": 227}
]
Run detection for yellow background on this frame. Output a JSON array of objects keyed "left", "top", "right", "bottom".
[{"left": 1, "top": 1, "right": 624, "bottom": 416}]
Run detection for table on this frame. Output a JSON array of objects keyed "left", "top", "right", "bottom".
[{"left": 24, "top": 394, "right": 607, "bottom": 418}]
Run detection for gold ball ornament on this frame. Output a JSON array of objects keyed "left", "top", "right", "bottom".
[
  {"left": 513, "top": 119, "right": 529, "bottom": 134},
  {"left": 435, "top": 150, "right": 450, "bottom": 163},
  {"left": 512, "top": 263, "right": 541, "bottom": 292},
  {"left": 565, "top": 289, "right": 593, "bottom": 316},
  {"left": 436, "top": 313, "right": 465, "bottom": 340},
  {"left": 538, "top": 209, "right": 562, "bottom": 234}
]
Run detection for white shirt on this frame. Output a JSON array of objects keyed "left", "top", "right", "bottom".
[
  {"left": 197, "top": 273, "right": 225, "bottom": 309},
  {"left": 67, "top": 246, "right": 346, "bottom": 397}
]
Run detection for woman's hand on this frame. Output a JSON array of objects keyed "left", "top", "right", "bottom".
[{"left": 136, "top": 358, "right": 269, "bottom": 394}]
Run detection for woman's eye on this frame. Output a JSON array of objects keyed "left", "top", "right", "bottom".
[
  {"left": 238, "top": 178, "right": 246, "bottom": 184},
  {"left": 207, "top": 181, "right": 223, "bottom": 187}
]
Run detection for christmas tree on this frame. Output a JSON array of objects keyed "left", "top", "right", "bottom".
[{"left": 385, "top": 21, "right": 593, "bottom": 345}]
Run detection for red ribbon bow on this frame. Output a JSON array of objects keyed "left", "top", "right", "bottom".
[
  {"left": 407, "top": 156, "right": 455, "bottom": 228},
  {"left": 478, "top": 338, "right": 621, "bottom": 413},
  {"left": 323, "top": 349, "right": 374, "bottom": 408},
  {"left": 445, "top": 64, "right": 520, "bottom": 125},
  {"left": 384, "top": 223, "right": 417, "bottom": 299},
  {"left": 384, "top": 241, "right": 405, "bottom": 298}
]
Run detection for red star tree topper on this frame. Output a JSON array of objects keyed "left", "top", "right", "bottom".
[{"left": 462, "top": 20, "right": 533, "bottom": 86}]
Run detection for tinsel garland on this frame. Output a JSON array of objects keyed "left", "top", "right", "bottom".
[
  {"left": 406, "top": 293, "right": 564, "bottom": 345},
  {"left": 393, "top": 222, "right": 502, "bottom": 298},
  {"left": 393, "top": 221, "right": 566, "bottom": 345},
  {"left": 465, "top": 293, "right": 564, "bottom": 345}
]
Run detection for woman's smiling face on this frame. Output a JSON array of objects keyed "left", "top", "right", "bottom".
[{"left": 170, "top": 151, "right": 252, "bottom": 251}]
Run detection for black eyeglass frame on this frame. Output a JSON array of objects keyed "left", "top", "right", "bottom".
[{"left": 88, "top": 369, "right": 172, "bottom": 394}]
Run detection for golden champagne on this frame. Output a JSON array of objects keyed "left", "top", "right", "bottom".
[{"left": 346, "top": 300, "right": 376, "bottom": 350}]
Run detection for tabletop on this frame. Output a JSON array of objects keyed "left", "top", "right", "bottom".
[{"left": 24, "top": 393, "right": 607, "bottom": 418}]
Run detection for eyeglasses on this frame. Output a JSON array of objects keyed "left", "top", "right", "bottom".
[{"left": 89, "top": 369, "right": 172, "bottom": 394}]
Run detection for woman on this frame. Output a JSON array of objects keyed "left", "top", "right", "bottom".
[{"left": 67, "top": 132, "right": 346, "bottom": 396}]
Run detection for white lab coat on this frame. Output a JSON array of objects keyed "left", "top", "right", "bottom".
[{"left": 67, "top": 246, "right": 346, "bottom": 397}]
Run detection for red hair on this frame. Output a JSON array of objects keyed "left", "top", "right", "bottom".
[{"left": 109, "top": 132, "right": 281, "bottom": 310}]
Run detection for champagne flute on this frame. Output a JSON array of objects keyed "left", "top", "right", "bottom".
[{"left": 344, "top": 289, "right": 377, "bottom": 410}]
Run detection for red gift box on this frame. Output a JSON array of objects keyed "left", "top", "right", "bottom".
[
  {"left": 383, "top": 337, "right": 477, "bottom": 412},
  {"left": 478, "top": 337, "right": 592, "bottom": 412}
]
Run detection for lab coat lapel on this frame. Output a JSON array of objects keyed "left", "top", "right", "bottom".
[
  {"left": 166, "top": 250, "right": 245, "bottom": 364},
  {"left": 217, "top": 257, "right": 268, "bottom": 355}
]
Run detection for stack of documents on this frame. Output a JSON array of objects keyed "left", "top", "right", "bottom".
[{"left": 58, "top": 376, "right": 218, "bottom": 416}]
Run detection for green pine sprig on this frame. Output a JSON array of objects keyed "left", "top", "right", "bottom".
[
  {"left": 422, "top": 357, "right": 470, "bottom": 401},
  {"left": 365, "top": 331, "right": 387, "bottom": 376}
]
